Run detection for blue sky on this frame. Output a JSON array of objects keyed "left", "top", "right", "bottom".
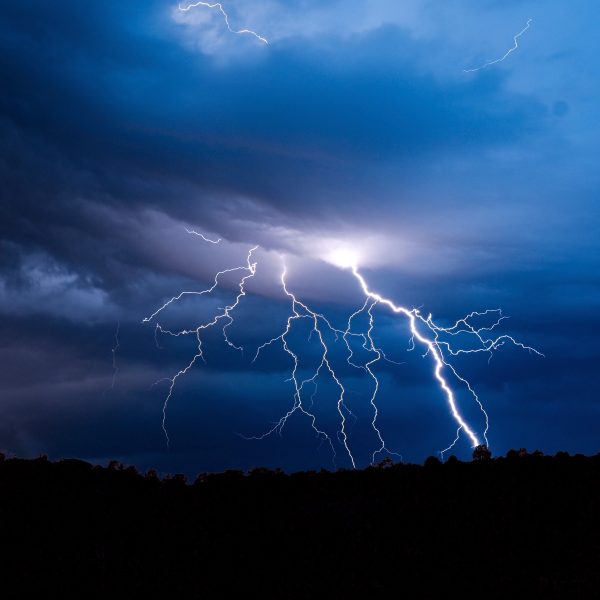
[{"left": 1, "top": 0, "right": 598, "bottom": 473}]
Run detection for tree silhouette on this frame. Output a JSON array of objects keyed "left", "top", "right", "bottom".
[
  {"left": 0, "top": 450, "right": 598, "bottom": 597},
  {"left": 472, "top": 444, "right": 492, "bottom": 461}
]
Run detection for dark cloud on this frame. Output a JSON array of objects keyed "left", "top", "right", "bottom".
[{"left": 1, "top": 0, "right": 545, "bottom": 226}]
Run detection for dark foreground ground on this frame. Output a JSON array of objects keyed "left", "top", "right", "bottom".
[{"left": 1, "top": 451, "right": 599, "bottom": 598}]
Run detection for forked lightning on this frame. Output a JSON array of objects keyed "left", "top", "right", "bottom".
[{"left": 144, "top": 232, "right": 542, "bottom": 464}]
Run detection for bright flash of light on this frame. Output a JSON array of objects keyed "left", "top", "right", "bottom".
[
  {"left": 326, "top": 247, "right": 360, "bottom": 270},
  {"left": 144, "top": 232, "right": 543, "bottom": 464},
  {"left": 178, "top": 1, "right": 269, "bottom": 45},
  {"left": 464, "top": 18, "right": 532, "bottom": 73}
]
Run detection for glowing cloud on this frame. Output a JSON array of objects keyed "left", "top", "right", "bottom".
[{"left": 326, "top": 247, "right": 360, "bottom": 269}]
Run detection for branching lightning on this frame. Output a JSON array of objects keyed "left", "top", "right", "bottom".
[
  {"left": 143, "top": 234, "right": 258, "bottom": 446},
  {"left": 144, "top": 233, "right": 542, "bottom": 465},
  {"left": 179, "top": 1, "right": 269, "bottom": 45},
  {"left": 347, "top": 265, "right": 542, "bottom": 458},
  {"left": 464, "top": 18, "right": 532, "bottom": 73},
  {"left": 247, "top": 264, "right": 358, "bottom": 468}
]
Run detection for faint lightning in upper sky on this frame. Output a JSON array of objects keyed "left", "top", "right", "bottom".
[
  {"left": 178, "top": 1, "right": 269, "bottom": 45},
  {"left": 464, "top": 18, "right": 532, "bottom": 73},
  {"left": 185, "top": 226, "right": 221, "bottom": 244}
]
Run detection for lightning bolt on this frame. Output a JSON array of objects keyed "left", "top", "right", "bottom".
[
  {"left": 348, "top": 264, "right": 543, "bottom": 458},
  {"left": 178, "top": 1, "right": 269, "bottom": 45},
  {"left": 245, "top": 258, "right": 541, "bottom": 465},
  {"left": 464, "top": 18, "right": 532, "bottom": 73},
  {"left": 341, "top": 298, "right": 404, "bottom": 464},
  {"left": 143, "top": 231, "right": 258, "bottom": 446},
  {"left": 247, "top": 263, "right": 357, "bottom": 468},
  {"left": 144, "top": 234, "right": 542, "bottom": 465}
]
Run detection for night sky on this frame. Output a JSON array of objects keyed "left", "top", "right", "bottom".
[{"left": 1, "top": 1, "right": 598, "bottom": 475}]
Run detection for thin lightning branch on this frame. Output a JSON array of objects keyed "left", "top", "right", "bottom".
[
  {"left": 110, "top": 321, "right": 120, "bottom": 386},
  {"left": 440, "top": 427, "right": 462, "bottom": 459},
  {"left": 185, "top": 227, "right": 221, "bottom": 244},
  {"left": 145, "top": 241, "right": 258, "bottom": 446},
  {"left": 464, "top": 18, "right": 532, "bottom": 73},
  {"left": 363, "top": 301, "right": 403, "bottom": 463},
  {"left": 179, "top": 1, "right": 269, "bottom": 45},
  {"left": 142, "top": 263, "right": 248, "bottom": 324},
  {"left": 103, "top": 321, "right": 120, "bottom": 397},
  {"left": 341, "top": 299, "right": 403, "bottom": 464},
  {"left": 247, "top": 264, "right": 350, "bottom": 466}
]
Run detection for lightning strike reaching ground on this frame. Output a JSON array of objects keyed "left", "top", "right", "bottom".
[
  {"left": 144, "top": 233, "right": 542, "bottom": 465},
  {"left": 178, "top": 1, "right": 269, "bottom": 45},
  {"left": 348, "top": 265, "right": 541, "bottom": 456},
  {"left": 248, "top": 263, "right": 359, "bottom": 468},
  {"left": 342, "top": 298, "right": 404, "bottom": 464},
  {"left": 464, "top": 18, "right": 532, "bottom": 72}
]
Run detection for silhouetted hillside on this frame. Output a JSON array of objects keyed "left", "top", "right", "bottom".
[{"left": 1, "top": 450, "right": 599, "bottom": 598}]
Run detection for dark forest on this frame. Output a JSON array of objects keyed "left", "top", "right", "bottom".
[{"left": 1, "top": 449, "right": 599, "bottom": 598}]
